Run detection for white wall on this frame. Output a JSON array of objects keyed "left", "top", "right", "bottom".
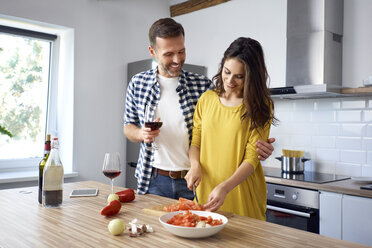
[
  {"left": 0, "top": 0, "right": 170, "bottom": 187},
  {"left": 173, "top": 0, "right": 287, "bottom": 87}
]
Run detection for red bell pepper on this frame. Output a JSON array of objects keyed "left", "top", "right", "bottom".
[
  {"left": 115, "top": 189, "right": 135, "bottom": 203},
  {"left": 100, "top": 199, "right": 121, "bottom": 216}
]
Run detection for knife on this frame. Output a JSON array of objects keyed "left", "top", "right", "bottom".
[{"left": 193, "top": 184, "right": 199, "bottom": 204}]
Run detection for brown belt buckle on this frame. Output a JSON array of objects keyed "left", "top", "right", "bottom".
[
  {"left": 169, "top": 171, "right": 178, "bottom": 179},
  {"left": 168, "top": 170, "right": 187, "bottom": 179}
]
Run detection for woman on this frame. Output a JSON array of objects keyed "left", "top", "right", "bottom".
[{"left": 185, "top": 37, "right": 276, "bottom": 220}]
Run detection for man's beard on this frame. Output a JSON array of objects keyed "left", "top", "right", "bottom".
[{"left": 160, "top": 62, "right": 183, "bottom": 77}]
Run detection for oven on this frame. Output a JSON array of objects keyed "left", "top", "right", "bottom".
[{"left": 266, "top": 183, "right": 319, "bottom": 234}]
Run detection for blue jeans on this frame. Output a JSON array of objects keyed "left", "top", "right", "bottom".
[{"left": 148, "top": 169, "right": 194, "bottom": 200}]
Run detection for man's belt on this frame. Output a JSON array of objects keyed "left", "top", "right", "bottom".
[{"left": 153, "top": 168, "right": 188, "bottom": 179}]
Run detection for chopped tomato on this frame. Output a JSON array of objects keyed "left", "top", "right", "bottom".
[
  {"left": 166, "top": 210, "right": 223, "bottom": 227},
  {"left": 163, "top": 197, "right": 204, "bottom": 212}
]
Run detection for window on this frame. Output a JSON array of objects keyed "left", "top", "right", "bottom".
[
  {"left": 0, "top": 16, "right": 75, "bottom": 177},
  {"left": 0, "top": 25, "right": 56, "bottom": 170}
]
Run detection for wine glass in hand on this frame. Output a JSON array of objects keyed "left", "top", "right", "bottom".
[
  {"left": 144, "top": 105, "right": 162, "bottom": 150},
  {"left": 102, "top": 152, "right": 122, "bottom": 194}
]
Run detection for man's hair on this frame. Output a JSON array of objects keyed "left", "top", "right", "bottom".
[{"left": 149, "top": 18, "right": 185, "bottom": 48}]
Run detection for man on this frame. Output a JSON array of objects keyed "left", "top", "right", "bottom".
[{"left": 124, "top": 18, "right": 275, "bottom": 199}]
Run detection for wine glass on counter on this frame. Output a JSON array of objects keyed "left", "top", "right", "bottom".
[
  {"left": 144, "top": 105, "right": 162, "bottom": 150},
  {"left": 102, "top": 152, "right": 122, "bottom": 194}
]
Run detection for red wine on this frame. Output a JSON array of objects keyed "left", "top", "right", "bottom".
[
  {"left": 145, "top": 122, "right": 163, "bottom": 131},
  {"left": 44, "top": 190, "right": 63, "bottom": 207},
  {"left": 103, "top": 170, "right": 121, "bottom": 179}
]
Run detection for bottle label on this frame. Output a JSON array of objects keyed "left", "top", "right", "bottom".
[{"left": 43, "top": 166, "right": 64, "bottom": 191}]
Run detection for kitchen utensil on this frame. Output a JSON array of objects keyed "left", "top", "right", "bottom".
[
  {"left": 275, "top": 156, "right": 310, "bottom": 173},
  {"left": 159, "top": 210, "right": 228, "bottom": 238},
  {"left": 193, "top": 184, "right": 199, "bottom": 204}
]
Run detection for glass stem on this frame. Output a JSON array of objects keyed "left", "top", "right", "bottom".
[{"left": 111, "top": 180, "right": 113, "bottom": 194}]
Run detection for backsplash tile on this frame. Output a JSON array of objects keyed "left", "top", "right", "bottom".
[
  {"left": 275, "top": 111, "right": 292, "bottom": 122},
  {"left": 292, "top": 111, "right": 311, "bottom": 122},
  {"left": 312, "top": 136, "right": 336, "bottom": 148},
  {"left": 335, "top": 162, "right": 362, "bottom": 177},
  {"left": 289, "top": 135, "right": 312, "bottom": 147},
  {"left": 367, "top": 125, "right": 372, "bottom": 137},
  {"left": 315, "top": 124, "right": 340, "bottom": 136},
  {"left": 336, "top": 137, "right": 362, "bottom": 150},
  {"left": 312, "top": 160, "right": 335, "bottom": 174},
  {"left": 340, "top": 150, "right": 366, "bottom": 164},
  {"left": 367, "top": 152, "right": 372, "bottom": 165},
  {"left": 316, "top": 148, "right": 340, "bottom": 161},
  {"left": 312, "top": 111, "right": 336, "bottom": 122},
  {"left": 274, "top": 100, "right": 294, "bottom": 111},
  {"left": 362, "top": 164, "right": 372, "bottom": 177},
  {"left": 314, "top": 99, "right": 340, "bottom": 110},
  {"left": 264, "top": 96, "right": 372, "bottom": 177},
  {"left": 364, "top": 110, "right": 372, "bottom": 122},
  {"left": 337, "top": 110, "right": 362, "bottom": 122},
  {"left": 340, "top": 124, "right": 366, "bottom": 136},
  {"left": 293, "top": 99, "right": 315, "bottom": 111},
  {"left": 341, "top": 99, "right": 366, "bottom": 109},
  {"left": 363, "top": 138, "right": 372, "bottom": 149}
]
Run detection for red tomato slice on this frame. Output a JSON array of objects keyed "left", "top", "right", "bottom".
[
  {"left": 163, "top": 198, "right": 205, "bottom": 212},
  {"left": 166, "top": 210, "right": 223, "bottom": 227}
]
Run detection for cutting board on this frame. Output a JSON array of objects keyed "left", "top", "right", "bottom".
[{"left": 142, "top": 204, "right": 234, "bottom": 218}]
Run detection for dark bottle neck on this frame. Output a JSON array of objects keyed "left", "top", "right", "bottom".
[{"left": 44, "top": 141, "right": 51, "bottom": 156}]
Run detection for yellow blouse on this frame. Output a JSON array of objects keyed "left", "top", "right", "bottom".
[{"left": 191, "top": 90, "right": 271, "bottom": 220}]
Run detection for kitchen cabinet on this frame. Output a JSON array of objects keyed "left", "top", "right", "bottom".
[
  {"left": 320, "top": 191, "right": 372, "bottom": 246},
  {"left": 319, "top": 191, "right": 342, "bottom": 239},
  {"left": 342, "top": 194, "right": 372, "bottom": 246}
]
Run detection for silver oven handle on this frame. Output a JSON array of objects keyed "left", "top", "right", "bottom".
[{"left": 267, "top": 205, "right": 311, "bottom": 218}]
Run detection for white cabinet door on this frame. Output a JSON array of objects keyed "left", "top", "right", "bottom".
[
  {"left": 319, "top": 191, "right": 342, "bottom": 239},
  {"left": 342, "top": 194, "right": 372, "bottom": 246}
]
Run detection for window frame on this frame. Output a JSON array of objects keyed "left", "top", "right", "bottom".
[{"left": 0, "top": 18, "right": 74, "bottom": 173}]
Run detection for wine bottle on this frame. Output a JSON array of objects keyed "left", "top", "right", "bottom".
[
  {"left": 38, "top": 134, "right": 51, "bottom": 204},
  {"left": 43, "top": 137, "right": 64, "bottom": 208}
]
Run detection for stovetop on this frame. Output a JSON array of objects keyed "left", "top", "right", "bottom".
[{"left": 263, "top": 167, "right": 350, "bottom": 184}]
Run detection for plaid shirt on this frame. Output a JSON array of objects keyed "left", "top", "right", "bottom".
[{"left": 124, "top": 68, "right": 212, "bottom": 194}]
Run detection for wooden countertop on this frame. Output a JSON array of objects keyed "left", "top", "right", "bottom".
[
  {"left": 265, "top": 173, "right": 372, "bottom": 198},
  {"left": 0, "top": 180, "right": 365, "bottom": 248}
]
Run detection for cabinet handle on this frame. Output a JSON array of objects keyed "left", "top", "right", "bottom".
[{"left": 267, "top": 205, "right": 311, "bottom": 218}]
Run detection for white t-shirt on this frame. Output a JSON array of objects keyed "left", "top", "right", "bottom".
[{"left": 152, "top": 74, "right": 190, "bottom": 171}]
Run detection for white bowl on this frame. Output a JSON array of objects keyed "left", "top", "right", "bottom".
[{"left": 159, "top": 210, "right": 228, "bottom": 238}]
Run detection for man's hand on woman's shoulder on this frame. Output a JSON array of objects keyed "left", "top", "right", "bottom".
[{"left": 256, "top": 137, "right": 275, "bottom": 161}]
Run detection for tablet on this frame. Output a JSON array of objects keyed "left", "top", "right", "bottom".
[{"left": 70, "top": 188, "right": 99, "bottom": 197}]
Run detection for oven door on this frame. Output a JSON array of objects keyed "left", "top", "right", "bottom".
[{"left": 266, "top": 201, "right": 319, "bottom": 234}]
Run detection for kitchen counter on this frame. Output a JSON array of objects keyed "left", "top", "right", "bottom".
[
  {"left": 264, "top": 168, "right": 372, "bottom": 198},
  {"left": 0, "top": 180, "right": 365, "bottom": 248}
]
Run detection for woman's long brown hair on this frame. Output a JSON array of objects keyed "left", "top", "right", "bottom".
[{"left": 213, "top": 37, "right": 277, "bottom": 129}]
